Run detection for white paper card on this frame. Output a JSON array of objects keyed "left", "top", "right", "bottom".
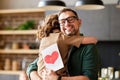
[{"left": 41, "top": 43, "right": 64, "bottom": 71}]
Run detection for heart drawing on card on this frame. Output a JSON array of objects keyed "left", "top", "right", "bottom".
[{"left": 44, "top": 51, "right": 59, "bottom": 64}]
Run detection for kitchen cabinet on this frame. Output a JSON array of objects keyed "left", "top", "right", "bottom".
[
  {"left": 0, "top": 8, "right": 44, "bottom": 72},
  {"left": 96, "top": 41, "right": 120, "bottom": 70},
  {"left": 109, "top": 5, "right": 120, "bottom": 41},
  {"left": 77, "top": 8, "right": 110, "bottom": 40},
  {"left": 76, "top": 4, "right": 120, "bottom": 41}
]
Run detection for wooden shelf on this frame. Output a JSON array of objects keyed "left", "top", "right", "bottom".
[
  {"left": 0, "top": 30, "right": 37, "bottom": 35},
  {"left": 0, "top": 8, "right": 44, "bottom": 14},
  {"left": 0, "top": 70, "right": 23, "bottom": 75},
  {"left": 0, "top": 49, "right": 38, "bottom": 54}
]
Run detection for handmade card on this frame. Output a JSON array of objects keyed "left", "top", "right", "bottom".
[{"left": 41, "top": 43, "right": 64, "bottom": 71}]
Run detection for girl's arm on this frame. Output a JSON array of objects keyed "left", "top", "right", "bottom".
[{"left": 82, "top": 36, "right": 98, "bottom": 44}]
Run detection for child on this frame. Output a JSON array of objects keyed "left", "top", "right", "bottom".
[{"left": 37, "top": 14, "right": 97, "bottom": 77}]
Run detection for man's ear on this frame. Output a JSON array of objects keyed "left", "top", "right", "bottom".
[{"left": 78, "top": 19, "right": 82, "bottom": 27}]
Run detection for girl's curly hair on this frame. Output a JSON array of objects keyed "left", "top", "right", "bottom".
[{"left": 37, "top": 14, "right": 60, "bottom": 40}]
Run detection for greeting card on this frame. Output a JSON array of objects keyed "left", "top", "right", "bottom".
[{"left": 41, "top": 43, "right": 64, "bottom": 71}]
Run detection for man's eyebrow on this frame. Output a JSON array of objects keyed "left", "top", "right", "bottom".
[{"left": 59, "top": 16, "right": 77, "bottom": 20}]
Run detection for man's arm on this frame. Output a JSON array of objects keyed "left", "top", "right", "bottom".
[
  {"left": 42, "top": 69, "right": 89, "bottom": 80},
  {"left": 61, "top": 76, "right": 89, "bottom": 80},
  {"left": 81, "top": 44, "right": 101, "bottom": 80},
  {"left": 26, "top": 58, "right": 41, "bottom": 80},
  {"left": 67, "top": 44, "right": 101, "bottom": 80}
]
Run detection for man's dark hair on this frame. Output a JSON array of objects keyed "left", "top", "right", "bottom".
[{"left": 58, "top": 8, "right": 79, "bottom": 18}]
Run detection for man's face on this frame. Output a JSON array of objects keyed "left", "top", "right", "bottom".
[{"left": 58, "top": 11, "right": 81, "bottom": 36}]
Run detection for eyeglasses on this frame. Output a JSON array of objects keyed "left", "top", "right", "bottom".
[{"left": 59, "top": 16, "right": 78, "bottom": 26}]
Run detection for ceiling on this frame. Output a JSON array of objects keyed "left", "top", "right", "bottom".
[{"left": 62, "top": 0, "right": 118, "bottom": 6}]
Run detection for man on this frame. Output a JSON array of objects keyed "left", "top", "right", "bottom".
[{"left": 26, "top": 8, "right": 100, "bottom": 80}]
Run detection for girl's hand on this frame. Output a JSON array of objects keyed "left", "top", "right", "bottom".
[{"left": 42, "top": 68, "right": 58, "bottom": 80}]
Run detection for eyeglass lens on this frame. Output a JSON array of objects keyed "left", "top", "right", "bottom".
[{"left": 59, "top": 16, "right": 78, "bottom": 25}]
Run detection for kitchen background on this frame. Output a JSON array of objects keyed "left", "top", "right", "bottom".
[{"left": 0, "top": 0, "right": 120, "bottom": 79}]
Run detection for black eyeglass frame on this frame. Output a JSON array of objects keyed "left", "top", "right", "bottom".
[{"left": 59, "top": 16, "right": 78, "bottom": 26}]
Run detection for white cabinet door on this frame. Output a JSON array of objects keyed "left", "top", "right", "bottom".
[
  {"left": 109, "top": 5, "right": 120, "bottom": 41},
  {"left": 77, "top": 5, "right": 120, "bottom": 41},
  {"left": 77, "top": 7, "right": 110, "bottom": 40}
]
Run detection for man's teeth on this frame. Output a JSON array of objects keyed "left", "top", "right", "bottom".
[{"left": 65, "top": 30, "right": 71, "bottom": 34}]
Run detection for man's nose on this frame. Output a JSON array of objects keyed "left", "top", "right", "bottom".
[{"left": 64, "top": 20, "right": 70, "bottom": 26}]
